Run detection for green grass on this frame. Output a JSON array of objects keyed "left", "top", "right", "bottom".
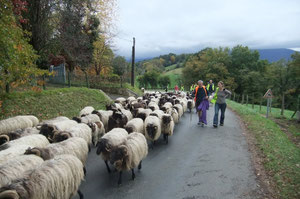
[
  {"left": 240, "top": 103, "right": 294, "bottom": 119},
  {"left": 0, "top": 87, "right": 111, "bottom": 121},
  {"left": 124, "top": 83, "right": 143, "bottom": 96},
  {"left": 228, "top": 100, "right": 300, "bottom": 199},
  {"left": 163, "top": 68, "right": 183, "bottom": 89},
  {"left": 165, "top": 64, "right": 177, "bottom": 71}
]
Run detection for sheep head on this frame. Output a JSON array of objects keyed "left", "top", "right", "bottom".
[
  {"left": 136, "top": 112, "right": 146, "bottom": 121},
  {"left": 162, "top": 115, "right": 171, "bottom": 124},
  {"left": 53, "top": 131, "right": 71, "bottom": 142},
  {"left": 0, "top": 190, "right": 19, "bottom": 199},
  {"left": 87, "top": 123, "right": 96, "bottom": 132},
  {"left": 146, "top": 124, "right": 158, "bottom": 139},
  {"left": 0, "top": 135, "right": 10, "bottom": 146},
  {"left": 24, "top": 147, "right": 40, "bottom": 157},
  {"left": 40, "top": 124, "right": 57, "bottom": 141},
  {"left": 72, "top": 117, "right": 82, "bottom": 123},
  {"left": 125, "top": 126, "right": 134, "bottom": 134},
  {"left": 110, "top": 145, "right": 128, "bottom": 167},
  {"left": 96, "top": 138, "right": 110, "bottom": 155}
]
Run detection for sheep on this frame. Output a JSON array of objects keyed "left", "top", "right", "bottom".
[
  {"left": 39, "top": 119, "right": 78, "bottom": 142},
  {"left": 38, "top": 116, "right": 69, "bottom": 126},
  {"left": 0, "top": 144, "right": 32, "bottom": 165},
  {"left": 110, "top": 132, "right": 148, "bottom": 185},
  {"left": 120, "top": 108, "right": 133, "bottom": 121},
  {"left": 106, "top": 103, "right": 123, "bottom": 111},
  {"left": 149, "top": 109, "right": 164, "bottom": 120},
  {"left": 0, "top": 154, "right": 84, "bottom": 199},
  {"left": 0, "top": 155, "right": 44, "bottom": 188},
  {"left": 87, "top": 121, "right": 105, "bottom": 146},
  {"left": 91, "top": 110, "right": 113, "bottom": 132},
  {"left": 107, "top": 111, "right": 128, "bottom": 132},
  {"left": 0, "top": 134, "right": 49, "bottom": 152},
  {"left": 73, "top": 114, "right": 100, "bottom": 124},
  {"left": 187, "top": 99, "right": 195, "bottom": 113},
  {"left": 0, "top": 116, "right": 37, "bottom": 135},
  {"left": 171, "top": 108, "right": 179, "bottom": 124},
  {"left": 180, "top": 98, "right": 188, "bottom": 113},
  {"left": 79, "top": 106, "right": 94, "bottom": 117},
  {"left": 144, "top": 115, "right": 161, "bottom": 146},
  {"left": 115, "top": 97, "right": 127, "bottom": 106},
  {"left": 148, "top": 102, "right": 160, "bottom": 111},
  {"left": 24, "top": 137, "right": 89, "bottom": 165},
  {"left": 161, "top": 114, "right": 175, "bottom": 144},
  {"left": 96, "top": 128, "right": 128, "bottom": 173},
  {"left": 125, "top": 118, "right": 144, "bottom": 134},
  {"left": 127, "top": 96, "right": 136, "bottom": 104},
  {"left": 53, "top": 123, "right": 92, "bottom": 146},
  {"left": 174, "top": 103, "right": 184, "bottom": 118},
  {"left": 161, "top": 102, "right": 173, "bottom": 114},
  {"left": 136, "top": 108, "right": 152, "bottom": 121},
  {"left": 0, "top": 127, "right": 39, "bottom": 146}
]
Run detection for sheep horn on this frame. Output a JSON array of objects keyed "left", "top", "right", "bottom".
[
  {"left": 0, "top": 135, "right": 10, "bottom": 143},
  {"left": 0, "top": 190, "right": 19, "bottom": 199},
  {"left": 61, "top": 132, "right": 71, "bottom": 138},
  {"left": 30, "top": 148, "right": 41, "bottom": 157}
]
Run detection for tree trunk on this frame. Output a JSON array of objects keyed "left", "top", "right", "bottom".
[
  {"left": 252, "top": 93, "right": 254, "bottom": 109},
  {"left": 281, "top": 93, "right": 285, "bottom": 116},
  {"left": 246, "top": 94, "right": 248, "bottom": 106},
  {"left": 260, "top": 96, "right": 262, "bottom": 111},
  {"left": 241, "top": 94, "right": 244, "bottom": 104}
]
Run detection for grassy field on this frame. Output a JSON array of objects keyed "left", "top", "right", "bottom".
[
  {"left": 164, "top": 64, "right": 177, "bottom": 71},
  {"left": 228, "top": 100, "right": 300, "bottom": 199},
  {"left": 163, "top": 68, "right": 183, "bottom": 89},
  {"left": 0, "top": 87, "right": 111, "bottom": 121}
]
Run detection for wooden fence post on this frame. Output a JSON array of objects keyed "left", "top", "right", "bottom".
[
  {"left": 242, "top": 94, "right": 244, "bottom": 104},
  {"left": 281, "top": 93, "right": 285, "bottom": 116},
  {"left": 252, "top": 93, "right": 254, "bottom": 109},
  {"left": 260, "top": 96, "right": 262, "bottom": 111},
  {"left": 233, "top": 93, "right": 236, "bottom": 101},
  {"left": 67, "top": 71, "right": 71, "bottom": 88},
  {"left": 246, "top": 94, "right": 249, "bottom": 106},
  {"left": 43, "top": 75, "right": 46, "bottom": 90}
]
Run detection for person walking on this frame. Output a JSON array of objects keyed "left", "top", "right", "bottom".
[
  {"left": 193, "top": 80, "right": 208, "bottom": 125},
  {"left": 211, "top": 81, "right": 231, "bottom": 128},
  {"left": 207, "top": 80, "right": 215, "bottom": 96},
  {"left": 174, "top": 85, "right": 179, "bottom": 93}
]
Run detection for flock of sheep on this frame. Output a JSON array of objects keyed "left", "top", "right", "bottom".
[{"left": 0, "top": 91, "right": 195, "bottom": 199}]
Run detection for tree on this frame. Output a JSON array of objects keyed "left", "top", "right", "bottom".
[
  {"left": 92, "top": 35, "right": 113, "bottom": 76},
  {"left": 158, "top": 75, "right": 171, "bottom": 88},
  {"left": 0, "top": 0, "right": 46, "bottom": 93},
  {"left": 112, "top": 56, "right": 127, "bottom": 87},
  {"left": 144, "top": 71, "right": 159, "bottom": 88}
]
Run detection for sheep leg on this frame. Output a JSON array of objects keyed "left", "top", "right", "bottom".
[
  {"left": 77, "top": 189, "right": 84, "bottom": 199},
  {"left": 118, "top": 171, "right": 123, "bottom": 185},
  {"left": 88, "top": 145, "right": 91, "bottom": 152},
  {"left": 131, "top": 169, "right": 135, "bottom": 180},
  {"left": 83, "top": 167, "right": 87, "bottom": 176},
  {"left": 166, "top": 135, "right": 169, "bottom": 144},
  {"left": 105, "top": 160, "right": 111, "bottom": 173},
  {"left": 138, "top": 161, "right": 142, "bottom": 170}
]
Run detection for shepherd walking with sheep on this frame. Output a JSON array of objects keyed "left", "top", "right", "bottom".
[{"left": 193, "top": 80, "right": 208, "bottom": 126}]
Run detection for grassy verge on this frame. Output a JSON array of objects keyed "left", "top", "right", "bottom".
[
  {"left": 124, "top": 83, "right": 143, "bottom": 96},
  {"left": 241, "top": 103, "right": 294, "bottom": 119},
  {"left": 227, "top": 100, "right": 300, "bottom": 199},
  {"left": 0, "top": 87, "right": 111, "bottom": 121}
]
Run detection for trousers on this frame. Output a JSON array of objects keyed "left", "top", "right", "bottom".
[{"left": 213, "top": 103, "right": 227, "bottom": 125}]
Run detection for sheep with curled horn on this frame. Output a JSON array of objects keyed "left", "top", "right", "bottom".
[
  {"left": 25, "top": 136, "right": 89, "bottom": 165},
  {"left": 110, "top": 132, "right": 148, "bottom": 185},
  {"left": 125, "top": 118, "right": 144, "bottom": 134},
  {"left": 39, "top": 119, "right": 77, "bottom": 142},
  {"left": 0, "top": 154, "right": 85, "bottom": 199},
  {"left": 161, "top": 114, "right": 175, "bottom": 144},
  {"left": 144, "top": 115, "right": 161, "bottom": 148},
  {"left": 0, "top": 134, "right": 49, "bottom": 152},
  {"left": 96, "top": 128, "right": 128, "bottom": 173},
  {"left": 0, "top": 155, "right": 44, "bottom": 188},
  {"left": 0, "top": 115, "right": 39, "bottom": 135},
  {"left": 79, "top": 106, "right": 94, "bottom": 117},
  {"left": 0, "top": 128, "right": 39, "bottom": 146}
]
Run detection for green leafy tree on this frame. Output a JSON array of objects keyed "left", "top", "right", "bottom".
[
  {"left": 0, "top": 0, "right": 46, "bottom": 93},
  {"left": 112, "top": 56, "right": 127, "bottom": 86},
  {"left": 144, "top": 71, "right": 159, "bottom": 88},
  {"left": 158, "top": 75, "right": 171, "bottom": 88}
]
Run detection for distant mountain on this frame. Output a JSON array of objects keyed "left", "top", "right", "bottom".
[{"left": 255, "top": 48, "right": 296, "bottom": 62}]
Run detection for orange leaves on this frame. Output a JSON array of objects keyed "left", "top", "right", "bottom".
[{"left": 31, "top": 86, "right": 42, "bottom": 92}]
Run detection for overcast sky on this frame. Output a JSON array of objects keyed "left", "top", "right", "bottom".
[{"left": 113, "top": 0, "right": 300, "bottom": 59}]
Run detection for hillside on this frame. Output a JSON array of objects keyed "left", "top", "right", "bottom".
[
  {"left": 256, "top": 48, "right": 296, "bottom": 62},
  {"left": 0, "top": 87, "right": 111, "bottom": 120}
]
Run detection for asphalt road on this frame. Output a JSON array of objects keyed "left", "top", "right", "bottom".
[{"left": 73, "top": 105, "right": 261, "bottom": 199}]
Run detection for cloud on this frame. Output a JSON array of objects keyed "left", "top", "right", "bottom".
[{"left": 113, "top": 0, "right": 300, "bottom": 58}]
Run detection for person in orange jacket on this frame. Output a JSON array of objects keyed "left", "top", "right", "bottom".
[{"left": 193, "top": 80, "right": 208, "bottom": 125}]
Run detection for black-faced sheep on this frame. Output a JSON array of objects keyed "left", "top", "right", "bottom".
[
  {"left": 110, "top": 132, "right": 148, "bottom": 185},
  {"left": 96, "top": 128, "right": 128, "bottom": 173},
  {"left": 125, "top": 118, "right": 144, "bottom": 134},
  {"left": 91, "top": 110, "right": 113, "bottom": 132},
  {"left": 144, "top": 115, "right": 161, "bottom": 147},
  {"left": 25, "top": 137, "right": 89, "bottom": 165},
  {"left": 174, "top": 103, "right": 184, "bottom": 118},
  {"left": 87, "top": 121, "right": 105, "bottom": 146},
  {"left": 161, "top": 114, "right": 175, "bottom": 144},
  {"left": 187, "top": 99, "right": 195, "bottom": 113},
  {"left": 0, "top": 154, "right": 84, "bottom": 199},
  {"left": 0, "top": 155, "right": 44, "bottom": 188},
  {"left": 148, "top": 102, "right": 159, "bottom": 111},
  {"left": 107, "top": 111, "right": 128, "bottom": 132},
  {"left": 0, "top": 134, "right": 49, "bottom": 152},
  {"left": 136, "top": 108, "right": 152, "bottom": 121},
  {"left": 0, "top": 127, "right": 39, "bottom": 146}
]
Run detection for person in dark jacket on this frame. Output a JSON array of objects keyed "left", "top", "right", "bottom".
[{"left": 193, "top": 80, "right": 208, "bottom": 125}]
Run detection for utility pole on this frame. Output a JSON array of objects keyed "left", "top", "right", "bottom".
[{"left": 131, "top": 37, "right": 135, "bottom": 87}]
